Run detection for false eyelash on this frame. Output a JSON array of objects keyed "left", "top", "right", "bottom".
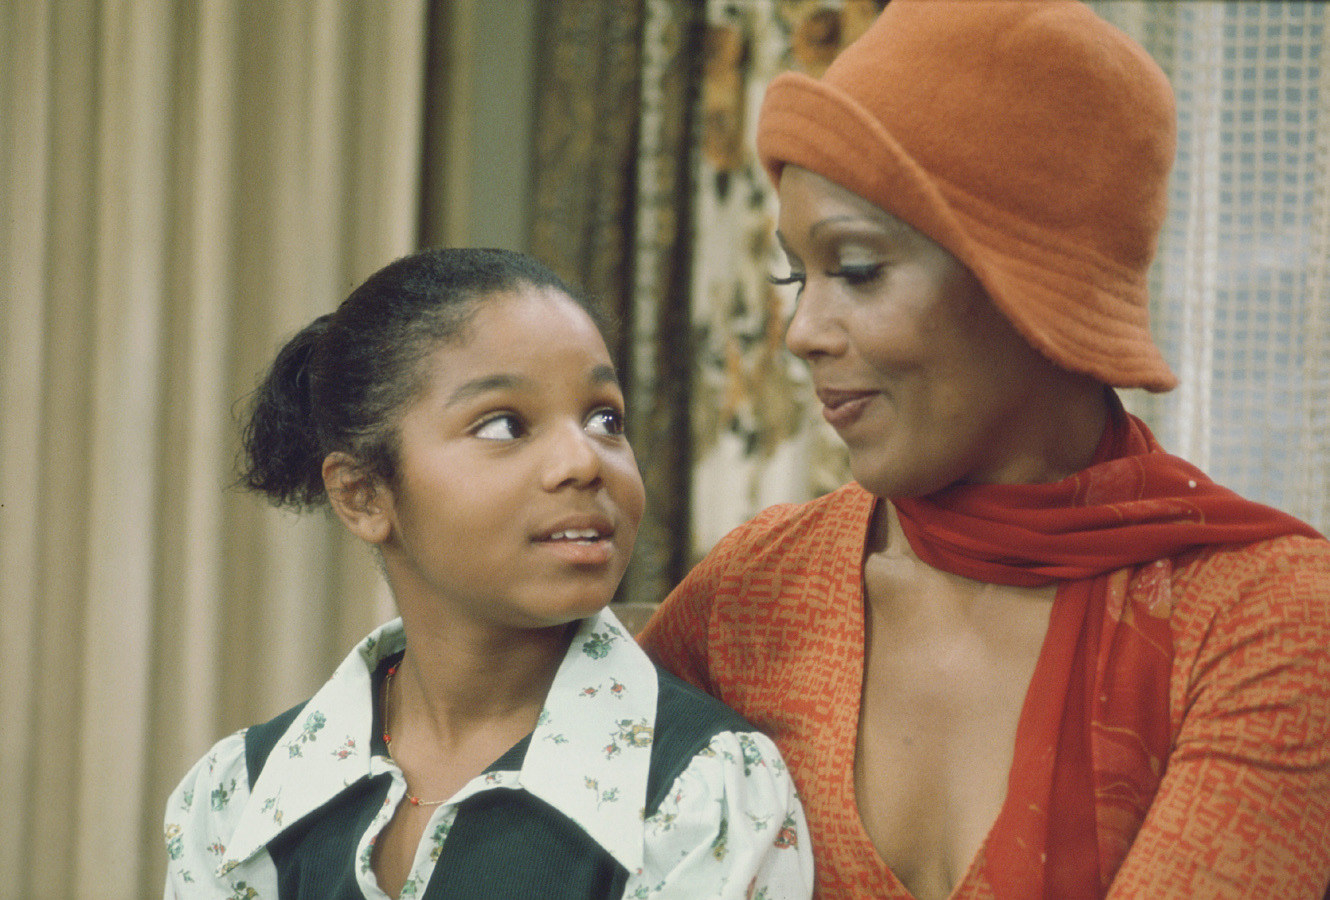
[
  {"left": 768, "top": 273, "right": 804, "bottom": 286},
  {"left": 827, "top": 264, "right": 884, "bottom": 284}
]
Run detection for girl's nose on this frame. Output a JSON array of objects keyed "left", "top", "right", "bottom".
[
  {"left": 541, "top": 421, "right": 603, "bottom": 491},
  {"left": 784, "top": 284, "right": 847, "bottom": 361}
]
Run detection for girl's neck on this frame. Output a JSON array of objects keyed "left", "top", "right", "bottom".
[{"left": 390, "top": 613, "right": 575, "bottom": 748}]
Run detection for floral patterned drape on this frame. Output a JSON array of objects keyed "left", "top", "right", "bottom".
[
  {"left": 688, "top": 0, "right": 884, "bottom": 559},
  {"left": 529, "top": 0, "right": 887, "bottom": 589}
]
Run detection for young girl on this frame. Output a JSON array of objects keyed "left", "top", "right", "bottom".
[{"left": 163, "top": 248, "right": 812, "bottom": 900}]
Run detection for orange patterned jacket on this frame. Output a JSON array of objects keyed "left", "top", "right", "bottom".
[{"left": 640, "top": 482, "right": 1330, "bottom": 899}]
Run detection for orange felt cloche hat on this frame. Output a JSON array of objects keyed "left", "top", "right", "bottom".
[{"left": 757, "top": 0, "right": 1179, "bottom": 391}]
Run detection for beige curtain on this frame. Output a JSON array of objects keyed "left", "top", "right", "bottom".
[{"left": 0, "top": 2, "right": 428, "bottom": 898}]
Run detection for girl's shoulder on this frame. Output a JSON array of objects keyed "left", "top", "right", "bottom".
[
  {"left": 165, "top": 727, "right": 253, "bottom": 829},
  {"left": 640, "top": 669, "right": 754, "bottom": 812},
  {"left": 163, "top": 727, "right": 255, "bottom": 890},
  {"left": 634, "top": 672, "right": 812, "bottom": 897}
]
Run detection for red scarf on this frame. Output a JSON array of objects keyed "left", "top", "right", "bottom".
[{"left": 893, "top": 396, "right": 1320, "bottom": 898}]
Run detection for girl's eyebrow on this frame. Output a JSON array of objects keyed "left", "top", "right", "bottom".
[
  {"left": 445, "top": 364, "right": 621, "bottom": 407},
  {"left": 590, "top": 363, "right": 620, "bottom": 387},
  {"left": 446, "top": 373, "right": 525, "bottom": 407}
]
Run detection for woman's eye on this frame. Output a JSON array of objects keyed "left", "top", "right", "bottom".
[
  {"left": 828, "top": 263, "right": 884, "bottom": 286},
  {"left": 586, "top": 408, "right": 625, "bottom": 437},
  {"left": 769, "top": 271, "right": 806, "bottom": 295},
  {"left": 473, "top": 413, "right": 524, "bottom": 441}
]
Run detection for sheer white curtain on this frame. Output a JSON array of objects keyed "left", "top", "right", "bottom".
[
  {"left": 1094, "top": 0, "right": 1330, "bottom": 533},
  {"left": 0, "top": 3, "right": 427, "bottom": 898}
]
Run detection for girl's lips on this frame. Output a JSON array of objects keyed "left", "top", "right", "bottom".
[
  {"left": 536, "top": 534, "right": 615, "bottom": 566},
  {"left": 533, "top": 514, "right": 613, "bottom": 543},
  {"left": 533, "top": 517, "right": 617, "bottom": 567}
]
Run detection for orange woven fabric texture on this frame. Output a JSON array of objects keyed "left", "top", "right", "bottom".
[{"left": 641, "top": 467, "right": 1330, "bottom": 897}]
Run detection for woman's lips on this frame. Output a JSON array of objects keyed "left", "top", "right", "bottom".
[{"left": 817, "top": 389, "right": 876, "bottom": 430}]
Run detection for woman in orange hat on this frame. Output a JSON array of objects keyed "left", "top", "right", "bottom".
[{"left": 640, "top": 2, "right": 1330, "bottom": 898}]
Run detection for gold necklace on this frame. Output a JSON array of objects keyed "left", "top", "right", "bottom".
[{"left": 381, "top": 662, "right": 448, "bottom": 807}]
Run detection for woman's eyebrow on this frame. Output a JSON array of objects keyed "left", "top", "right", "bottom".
[
  {"left": 809, "top": 213, "right": 915, "bottom": 245},
  {"left": 808, "top": 214, "right": 869, "bottom": 241}
]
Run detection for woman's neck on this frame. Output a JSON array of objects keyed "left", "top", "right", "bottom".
[{"left": 959, "top": 379, "right": 1113, "bottom": 489}]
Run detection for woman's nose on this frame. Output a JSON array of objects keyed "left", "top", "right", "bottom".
[
  {"left": 541, "top": 422, "right": 602, "bottom": 490},
  {"left": 784, "top": 284, "right": 846, "bottom": 361}
]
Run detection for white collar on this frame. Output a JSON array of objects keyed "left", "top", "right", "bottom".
[{"left": 219, "top": 607, "right": 657, "bottom": 878}]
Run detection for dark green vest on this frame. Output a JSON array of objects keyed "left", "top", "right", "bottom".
[{"left": 243, "top": 669, "right": 751, "bottom": 899}]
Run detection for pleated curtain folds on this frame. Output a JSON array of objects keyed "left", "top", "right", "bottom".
[{"left": 0, "top": 3, "right": 424, "bottom": 897}]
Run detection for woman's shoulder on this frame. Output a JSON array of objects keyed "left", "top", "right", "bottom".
[
  {"left": 1175, "top": 532, "right": 1330, "bottom": 608},
  {"left": 645, "top": 484, "right": 872, "bottom": 650},
  {"left": 1170, "top": 532, "right": 1330, "bottom": 657},
  {"left": 703, "top": 482, "right": 875, "bottom": 564}
]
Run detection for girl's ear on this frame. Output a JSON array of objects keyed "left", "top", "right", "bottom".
[{"left": 323, "top": 452, "right": 392, "bottom": 544}]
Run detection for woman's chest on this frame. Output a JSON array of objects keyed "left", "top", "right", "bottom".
[{"left": 855, "top": 563, "right": 1055, "bottom": 898}]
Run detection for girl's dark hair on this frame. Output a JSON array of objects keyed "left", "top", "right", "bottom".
[{"left": 239, "top": 247, "right": 609, "bottom": 509}]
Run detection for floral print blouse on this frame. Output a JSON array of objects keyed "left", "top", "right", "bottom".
[{"left": 163, "top": 608, "right": 813, "bottom": 899}]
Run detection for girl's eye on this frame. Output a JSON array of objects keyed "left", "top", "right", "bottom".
[
  {"left": 586, "top": 408, "right": 625, "bottom": 437},
  {"left": 473, "top": 413, "right": 525, "bottom": 441},
  {"left": 827, "top": 263, "right": 884, "bottom": 286}
]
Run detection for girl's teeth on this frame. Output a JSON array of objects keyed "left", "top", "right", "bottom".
[{"left": 551, "top": 529, "right": 599, "bottom": 541}]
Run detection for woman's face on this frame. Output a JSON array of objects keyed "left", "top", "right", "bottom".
[
  {"left": 377, "top": 288, "right": 645, "bottom": 630},
  {"left": 776, "top": 165, "right": 1066, "bottom": 499}
]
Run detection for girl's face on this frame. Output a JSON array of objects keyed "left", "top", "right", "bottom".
[
  {"left": 377, "top": 288, "right": 645, "bottom": 630},
  {"left": 776, "top": 165, "right": 1068, "bottom": 499}
]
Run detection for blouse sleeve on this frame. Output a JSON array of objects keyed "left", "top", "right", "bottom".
[
  {"left": 627, "top": 729, "right": 815, "bottom": 900},
  {"left": 162, "top": 730, "right": 280, "bottom": 900},
  {"left": 1107, "top": 537, "right": 1330, "bottom": 898}
]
